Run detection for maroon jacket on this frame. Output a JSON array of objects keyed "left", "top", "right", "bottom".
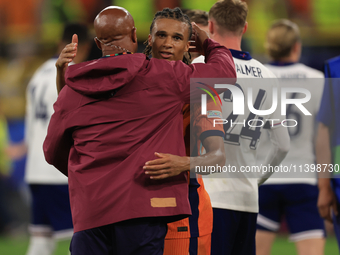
[{"left": 43, "top": 39, "right": 236, "bottom": 232}]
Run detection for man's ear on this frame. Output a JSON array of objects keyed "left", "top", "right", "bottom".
[
  {"left": 131, "top": 27, "right": 137, "bottom": 43},
  {"left": 242, "top": 22, "right": 248, "bottom": 35},
  {"left": 148, "top": 34, "right": 152, "bottom": 46},
  {"left": 185, "top": 40, "right": 190, "bottom": 52},
  {"left": 293, "top": 41, "right": 301, "bottom": 53},
  {"left": 208, "top": 20, "right": 214, "bottom": 35},
  {"left": 292, "top": 41, "right": 302, "bottom": 60},
  {"left": 94, "top": 37, "right": 102, "bottom": 50}
]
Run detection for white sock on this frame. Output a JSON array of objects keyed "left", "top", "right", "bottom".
[{"left": 25, "top": 236, "right": 56, "bottom": 255}]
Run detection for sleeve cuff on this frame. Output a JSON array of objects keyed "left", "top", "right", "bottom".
[{"left": 199, "top": 130, "right": 225, "bottom": 143}]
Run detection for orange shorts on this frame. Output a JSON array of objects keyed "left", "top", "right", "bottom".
[{"left": 163, "top": 234, "right": 211, "bottom": 255}]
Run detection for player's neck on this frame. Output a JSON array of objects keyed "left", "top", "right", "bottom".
[
  {"left": 275, "top": 54, "right": 299, "bottom": 63},
  {"left": 274, "top": 45, "right": 300, "bottom": 63},
  {"left": 212, "top": 34, "right": 242, "bottom": 52},
  {"left": 102, "top": 49, "right": 127, "bottom": 57}
]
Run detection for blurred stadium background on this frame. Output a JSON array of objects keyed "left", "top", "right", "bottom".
[{"left": 0, "top": 0, "right": 339, "bottom": 254}]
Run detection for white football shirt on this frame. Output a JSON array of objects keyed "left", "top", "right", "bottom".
[
  {"left": 257, "top": 62, "right": 324, "bottom": 185},
  {"left": 25, "top": 58, "right": 68, "bottom": 184},
  {"left": 193, "top": 50, "right": 286, "bottom": 212}
]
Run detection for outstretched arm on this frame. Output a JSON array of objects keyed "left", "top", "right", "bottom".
[
  {"left": 56, "top": 34, "right": 78, "bottom": 94},
  {"left": 144, "top": 136, "right": 225, "bottom": 180},
  {"left": 316, "top": 122, "right": 338, "bottom": 222}
]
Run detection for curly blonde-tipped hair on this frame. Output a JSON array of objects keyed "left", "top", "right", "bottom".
[{"left": 265, "top": 19, "right": 301, "bottom": 60}]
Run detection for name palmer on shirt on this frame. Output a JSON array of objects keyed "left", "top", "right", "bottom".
[{"left": 236, "top": 63, "right": 263, "bottom": 78}]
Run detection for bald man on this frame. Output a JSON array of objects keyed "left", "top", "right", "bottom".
[
  {"left": 56, "top": 6, "right": 138, "bottom": 93},
  {"left": 45, "top": 6, "right": 236, "bottom": 255}
]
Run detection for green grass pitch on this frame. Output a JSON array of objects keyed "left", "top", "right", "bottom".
[{"left": 0, "top": 235, "right": 338, "bottom": 255}]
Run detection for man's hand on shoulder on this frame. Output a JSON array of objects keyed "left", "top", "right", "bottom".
[{"left": 189, "top": 22, "right": 209, "bottom": 56}]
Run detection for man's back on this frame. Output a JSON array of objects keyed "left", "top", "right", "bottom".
[
  {"left": 46, "top": 53, "right": 191, "bottom": 233},
  {"left": 259, "top": 62, "right": 324, "bottom": 185}
]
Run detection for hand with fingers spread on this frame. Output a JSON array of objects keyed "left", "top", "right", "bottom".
[
  {"left": 144, "top": 152, "right": 190, "bottom": 180},
  {"left": 56, "top": 34, "right": 78, "bottom": 93},
  {"left": 189, "top": 22, "right": 209, "bottom": 56}
]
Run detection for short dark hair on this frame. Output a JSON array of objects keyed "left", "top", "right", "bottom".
[
  {"left": 61, "top": 23, "right": 89, "bottom": 44},
  {"left": 209, "top": 0, "right": 248, "bottom": 34},
  {"left": 182, "top": 9, "right": 208, "bottom": 26}
]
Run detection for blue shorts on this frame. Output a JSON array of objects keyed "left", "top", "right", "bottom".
[
  {"left": 29, "top": 184, "right": 73, "bottom": 239},
  {"left": 211, "top": 208, "right": 257, "bottom": 255},
  {"left": 70, "top": 218, "right": 167, "bottom": 255},
  {"left": 257, "top": 184, "right": 325, "bottom": 241}
]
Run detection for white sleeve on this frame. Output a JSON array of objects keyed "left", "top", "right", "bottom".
[
  {"left": 24, "top": 82, "right": 33, "bottom": 146},
  {"left": 191, "top": 55, "right": 205, "bottom": 64},
  {"left": 257, "top": 126, "right": 290, "bottom": 185}
]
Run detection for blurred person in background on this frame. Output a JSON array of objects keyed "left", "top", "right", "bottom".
[
  {"left": 181, "top": 9, "right": 208, "bottom": 33},
  {"left": 316, "top": 55, "right": 340, "bottom": 251},
  {"left": 0, "top": 114, "right": 12, "bottom": 236},
  {"left": 7, "top": 23, "right": 91, "bottom": 255},
  {"left": 24, "top": 22, "right": 90, "bottom": 255},
  {"left": 192, "top": 1, "right": 290, "bottom": 254},
  {"left": 256, "top": 19, "right": 325, "bottom": 255}
]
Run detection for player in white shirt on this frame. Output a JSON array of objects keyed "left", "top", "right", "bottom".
[
  {"left": 192, "top": 1, "right": 290, "bottom": 254},
  {"left": 255, "top": 20, "right": 325, "bottom": 255},
  {"left": 21, "top": 24, "right": 90, "bottom": 255}
]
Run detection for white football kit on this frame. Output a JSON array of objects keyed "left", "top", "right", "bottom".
[
  {"left": 25, "top": 58, "right": 68, "bottom": 184},
  {"left": 256, "top": 62, "right": 326, "bottom": 242},
  {"left": 193, "top": 51, "right": 289, "bottom": 213},
  {"left": 257, "top": 62, "right": 324, "bottom": 185}
]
